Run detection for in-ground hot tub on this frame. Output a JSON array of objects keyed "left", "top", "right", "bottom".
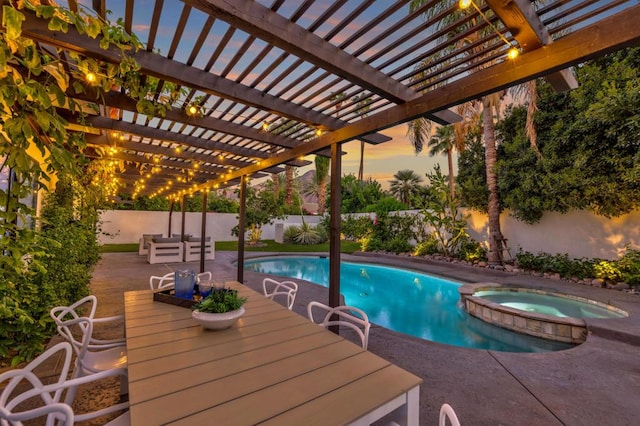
[{"left": 459, "top": 284, "right": 628, "bottom": 344}]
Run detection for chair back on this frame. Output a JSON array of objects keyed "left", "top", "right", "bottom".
[
  {"left": 0, "top": 342, "right": 75, "bottom": 426},
  {"left": 307, "top": 301, "right": 371, "bottom": 350},
  {"left": 1, "top": 342, "right": 130, "bottom": 426},
  {"left": 50, "top": 314, "right": 95, "bottom": 363},
  {"left": 149, "top": 272, "right": 175, "bottom": 291},
  {"left": 439, "top": 403, "right": 461, "bottom": 426},
  {"left": 195, "top": 271, "right": 212, "bottom": 284},
  {"left": 263, "top": 278, "right": 298, "bottom": 310}
]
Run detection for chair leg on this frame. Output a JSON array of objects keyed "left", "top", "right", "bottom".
[
  {"left": 120, "top": 373, "right": 128, "bottom": 397},
  {"left": 63, "top": 366, "right": 83, "bottom": 405}
]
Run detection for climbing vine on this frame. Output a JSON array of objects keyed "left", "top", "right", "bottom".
[{"left": 0, "top": 2, "right": 178, "bottom": 365}]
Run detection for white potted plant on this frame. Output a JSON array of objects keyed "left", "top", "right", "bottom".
[{"left": 191, "top": 288, "right": 248, "bottom": 330}]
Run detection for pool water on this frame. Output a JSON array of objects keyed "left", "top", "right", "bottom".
[
  {"left": 244, "top": 256, "right": 573, "bottom": 352},
  {"left": 473, "top": 290, "right": 627, "bottom": 319}
]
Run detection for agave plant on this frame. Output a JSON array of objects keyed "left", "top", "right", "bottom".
[{"left": 293, "top": 222, "right": 323, "bottom": 245}]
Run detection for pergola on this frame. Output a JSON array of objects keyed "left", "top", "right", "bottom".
[{"left": 13, "top": 0, "right": 640, "bottom": 305}]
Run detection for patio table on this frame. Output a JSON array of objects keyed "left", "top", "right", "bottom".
[{"left": 123, "top": 283, "right": 422, "bottom": 425}]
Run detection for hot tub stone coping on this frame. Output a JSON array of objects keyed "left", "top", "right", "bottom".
[{"left": 457, "top": 282, "right": 630, "bottom": 344}]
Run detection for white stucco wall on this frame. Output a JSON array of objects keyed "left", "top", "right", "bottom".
[
  {"left": 98, "top": 209, "right": 639, "bottom": 260},
  {"left": 465, "top": 209, "right": 640, "bottom": 260},
  {"left": 98, "top": 210, "right": 321, "bottom": 245}
]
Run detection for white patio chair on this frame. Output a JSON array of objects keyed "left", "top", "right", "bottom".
[
  {"left": 307, "top": 301, "right": 371, "bottom": 350},
  {"left": 149, "top": 271, "right": 175, "bottom": 290},
  {"left": 0, "top": 342, "right": 129, "bottom": 426},
  {"left": 439, "top": 403, "right": 461, "bottom": 426},
  {"left": 263, "top": 278, "right": 298, "bottom": 310},
  {"left": 50, "top": 306, "right": 128, "bottom": 405},
  {"left": 196, "top": 271, "right": 212, "bottom": 284},
  {"left": 49, "top": 295, "right": 125, "bottom": 345}
]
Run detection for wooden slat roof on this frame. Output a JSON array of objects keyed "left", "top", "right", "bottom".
[{"left": 15, "top": 0, "right": 640, "bottom": 197}]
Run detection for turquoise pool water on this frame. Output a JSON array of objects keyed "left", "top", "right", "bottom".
[{"left": 243, "top": 256, "right": 574, "bottom": 352}]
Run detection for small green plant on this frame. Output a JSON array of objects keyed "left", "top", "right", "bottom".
[
  {"left": 192, "top": 289, "right": 247, "bottom": 314},
  {"left": 618, "top": 248, "right": 640, "bottom": 286},
  {"left": 413, "top": 236, "right": 440, "bottom": 256},
  {"left": 283, "top": 223, "right": 325, "bottom": 245},
  {"left": 455, "top": 236, "right": 487, "bottom": 263},
  {"left": 594, "top": 261, "right": 623, "bottom": 284},
  {"left": 283, "top": 225, "right": 301, "bottom": 243}
]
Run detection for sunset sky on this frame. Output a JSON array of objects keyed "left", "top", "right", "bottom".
[{"left": 300, "top": 123, "right": 455, "bottom": 190}]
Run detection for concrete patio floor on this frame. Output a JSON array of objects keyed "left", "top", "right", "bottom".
[{"left": 86, "top": 250, "right": 640, "bottom": 425}]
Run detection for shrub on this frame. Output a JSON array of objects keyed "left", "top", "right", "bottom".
[
  {"left": 284, "top": 223, "right": 325, "bottom": 245},
  {"left": 384, "top": 236, "right": 413, "bottom": 254},
  {"left": 283, "top": 225, "right": 301, "bottom": 243},
  {"left": 359, "top": 213, "right": 418, "bottom": 254},
  {"left": 618, "top": 248, "right": 640, "bottom": 286},
  {"left": 455, "top": 236, "right": 487, "bottom": 263},
  {"left": 594, "top": 261, "right": 623, "bottom": 283},
  {"left": 515, "top": 250, "right": 596, "bottom": 279},
  {"left": 341, "top": 215, "right": 373, "bottom": 241},
  {"left": 413, "top": 235, "right": 440, "bottom": 256}
]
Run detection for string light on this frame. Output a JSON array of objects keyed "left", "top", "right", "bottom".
[
  {"left": 460, "top": 0, "right": 520, "bottom": 60},
  {"left": 85, "top": 72, "right": 96, "bottom": 83}
]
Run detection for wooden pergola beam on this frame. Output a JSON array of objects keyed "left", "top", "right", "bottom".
[
  {"left": 486, "top": 0, "right": 578, "bottom": 92},
  {"left": 69, "top": 90, "right": 332, "bottom": 155},
  {"left": 80, "top": 115, "right": 310, "bottom": 168},
  {"left": 186, "top": 0, "right": 461, "bottom": 126},
  {"left": 186, "top": 0, "right": 416, "bottom": 104},
  {"left": 16, "top": 10, "right": 389, "bottom": 145},
  {"left": 86, "top": 134, "right": 286, "bottom": 174},
  {"left": 191, "top": 3, "right": 640, "bottom": 192}
]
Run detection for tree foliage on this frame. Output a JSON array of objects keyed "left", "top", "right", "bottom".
[
  {"left": 458, "top": 48, "right": 640, "bottom": 223},
  {"left": 332, "top": 174, "right": 387, "bottom": 213},
  {"left": 231, "top": 184, "right": 285, "bottom": 243}
]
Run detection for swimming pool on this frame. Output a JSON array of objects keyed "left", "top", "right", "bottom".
[{"left": 243, "top": 256, "right": 573, "bottom": 352}]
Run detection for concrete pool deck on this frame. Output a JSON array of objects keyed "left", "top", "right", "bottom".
[{"left": 86, "top": 251, "right": 640, "bottom": 425}]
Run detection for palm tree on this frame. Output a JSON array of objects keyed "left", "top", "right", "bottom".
[
  {"left": 409, "top": 0, "right": 516, "bottom": 264},
  {"left": 351, "top": 93, "right": 372, "bottom": 181},
  {"left": 428, "top": 125, "right": 456, "bottom": 199},
  {"left": 389, "top": 170, "right": 423, "bottom": 207},
  {"left": 303, "top": 155, "right": 330, "bottom": 215},
  {"left": 285, "top": 165, "right": 294, "bottom": 207}
]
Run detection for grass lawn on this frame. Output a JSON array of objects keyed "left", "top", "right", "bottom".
[
  {"left": 99, "top": 240, "right": 360, "bottom": 254},
  {"left": 215, "top": 240, "right": 360, "bottom": 253}
]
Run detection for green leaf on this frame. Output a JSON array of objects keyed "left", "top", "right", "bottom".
[
  {"left": 49, "top": 82, "right": 66, "bottom": 107},
  {"left": 34, "top": 109, "right": 51, "bottom": 132},
  {"left": 2, "top": 6, "right": 25, "bottom": 40},
  {"left": 85, "top": 16, "right": 101, "bottom": 38},
  {"left": 34, "top": 5, "right": 56, "bottom": 19},
  {"left": 48, "top": 16, "right": 68, "bottom": 33},
  {"left": 43, "top": 63, "right": 69, "bottom": 92}
]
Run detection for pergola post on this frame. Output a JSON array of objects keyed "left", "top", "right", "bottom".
[
  {"left": 168, "top": 200, "right": 174, "bottom": 236},
  {"left": 236, "top": 176, "right": 247, "bottom": 283},
  {"left": 199, "top": 191, "right": 207, "bottom": 273},
  {"left": 329, "top": 143, "right": 342, "bottom": 332},
  {"left": 180, "top": 194, "right": 186, "bottom": 240}
]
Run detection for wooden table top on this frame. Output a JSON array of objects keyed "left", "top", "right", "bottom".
[{"left": 124, "top": 283, "right": 422, "bottom": 425}]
